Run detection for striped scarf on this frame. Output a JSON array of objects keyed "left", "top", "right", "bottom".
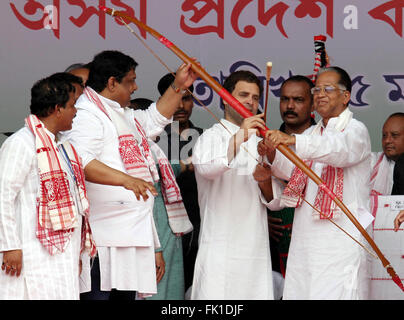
[
  {"left": 84, "top": 87, "right": 192, "bottom": 235},
  {"left": 280, "top": 109, "right": 353, "bottom": 219},
  {"left": 25, "top": 115, "right": 96, "bottom": 256},
  {"left": 282, "top": 160, "right": 344, "bottom": 220},
  {"left": 149, "top": 141, "right": 193, "bottom": 235}
]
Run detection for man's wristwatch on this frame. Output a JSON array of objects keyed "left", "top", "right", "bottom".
[{"left": 171, "top": 82, "right": 187, "bottom": 94}]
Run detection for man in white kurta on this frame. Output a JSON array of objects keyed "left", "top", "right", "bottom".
[
  {"left": 0, "top": 129, "right": 84, "bottom": 299},
  {"left": 62, "top": 50, "right": 197, "bottom": 299},
  {"left": 65, "top": 93, "right": 167, "bottom": 296},
  {"left": 264, "top": 67, "right": 371, "bottom": 299},
  {"left": 370, "top": 113, "right": 404, "bottom": 197},
  {"left": 369, "top": 113, "right": 404, "bottom": 299},
  {"left": 191, "top": 70, "right": 274, "bottom": 300},
  {"left": 0, "top": 73, "right": 91, "bottom": 299}
]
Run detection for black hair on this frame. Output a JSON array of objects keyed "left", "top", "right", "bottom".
[
  {"left": 387, "top": 112, "right": 404, "bottom": 121},
  {"left": 86, "top": 50, "right": 138, "bottom": 93},
  {"left": 157, "top": 72, "right": 194, "bottom": 96},
  {"left": 223, "top": 70, "right": 263, "bottom": 97},
  {"left": 130, "top": 98, "right": 153, "bottom": 111},
  {"left": 30, "top": 72, "right": 81, "bottom": 117},
  {"left": 318, "top": 66, "right": 352, "bottom": 93},
  {"left": 281, "top": 75, "right": 314, "bottom": 91},
  {"left": 280, "top": 75, "right": 314, "bottom": 103}
]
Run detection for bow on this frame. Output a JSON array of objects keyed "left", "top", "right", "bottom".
[{"left": 100, "top": 6, "right": 404, "bottom": 291}]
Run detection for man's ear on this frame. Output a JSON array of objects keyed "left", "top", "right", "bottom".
[
  {"left": 343, "top": 91, "right": 351, "bottom": 106},
  {"left": 52, "top": 104, "right": 62, "bottom": 117},
  {"left": 106, "top": 76, "right": 117, "bottom": 92}
]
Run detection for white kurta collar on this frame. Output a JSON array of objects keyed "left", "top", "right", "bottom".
[
  {"left": 95, "top": 90, "right": 124, "bottom": 114},
  {"left": 85, "top": 86, "right": 142, "bottom": 142},
  {"left": 219, "top": 118, "right": 240, "bottom": 134},
  {"left": 315, "top": 108, "right": 352, "bottom": 135},
  {"left": 320, "top": 107, "right": 352, "bottom": 130}
]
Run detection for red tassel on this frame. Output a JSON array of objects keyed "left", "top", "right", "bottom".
[{"left": 392, "top": 274, "right": 404, "bottom": 292}]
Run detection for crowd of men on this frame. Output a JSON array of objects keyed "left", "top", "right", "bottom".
[{"left": 0, "top": 49, "right": 403, "bottom": 300}]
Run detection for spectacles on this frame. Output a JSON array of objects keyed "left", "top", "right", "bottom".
[{"left": 311, "top": 85, "right": 345, "bottom": 95}]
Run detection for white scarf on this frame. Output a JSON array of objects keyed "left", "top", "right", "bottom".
[
  {"left": 370, "top": 152, "right": 394, "bottom": 217},
  {"left": 370, "top": 153, "right": 394, "bottom": 195},
  {"left": 84, "top": 87, "right": 192, "bottom": 235}
]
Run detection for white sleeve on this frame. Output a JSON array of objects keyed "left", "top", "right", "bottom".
[
  {"left": 62, "top": 109, "right": 104, "bottom": 168},
  {"left": 270, "top": 149, "right": 295, "bottom": 181},
  {"left": 262, "top": 149, "right": 295, "bottom": 210},
  {"left": 130, "top": 103, "right": 172, "bottom": 140},
  {"left": 295, "top": 120, "right": 371, "bottom": 168},
  {"left": 0, "top": 135, "right": 33, "bottom": 251},
  {"left": 258, "top": 185, "right": 276, "bottom": 209},
  {"left": 266, "top": 176, "right": 287, "bottom": 211},
  {"left": 192, "top": 129, "right": 231, "bottom": 180}
]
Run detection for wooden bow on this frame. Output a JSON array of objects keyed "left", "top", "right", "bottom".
[{"left": 100, "top": 6, "right": 404, "bottom": 291}]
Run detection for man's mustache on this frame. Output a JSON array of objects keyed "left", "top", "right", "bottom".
[
  {"left": 283, "top": 111, "right": 298, "bottom": 117},
  {"left": 174, "top": 111, "right": 189, "bottom": 115}
]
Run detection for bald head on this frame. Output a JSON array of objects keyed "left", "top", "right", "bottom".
[{"left": 382, "top": 113, "right": 404, "bottom": 161}]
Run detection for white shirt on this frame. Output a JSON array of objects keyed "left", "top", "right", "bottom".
[
  {"left": 0, "top": 128, "right": 82, "bottom": 299},
  {"left": 191, "top": 119, "right": 274, "bottom": 300},
  {"left": 62, "top": 91, "right": 170, "bottom": 294},
  {"left": 270, "top": 111, "right": 372, "bottom": 299}
]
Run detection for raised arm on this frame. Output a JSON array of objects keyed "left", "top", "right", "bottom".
[{"left": 156, "top": 62, "right": 198, "bottom": 119}]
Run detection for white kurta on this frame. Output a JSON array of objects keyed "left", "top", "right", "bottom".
[
  {"left": 270, "top": 111, "right": 372, "bottom": 300},
  {"left": 62, "top": 91, "right": 170, "bottom": 294},
  {"left": 191, "top": 119, "right": 274, "bottom": 300},
  {"left": 0, "top": 128, "right": 82, "bottom": 300},
  {"left": 368, "top": 153, "right": 403, "bottom": 299},
  {"left": 370, "top": 152, "right": 394, "bottom": 196}
]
